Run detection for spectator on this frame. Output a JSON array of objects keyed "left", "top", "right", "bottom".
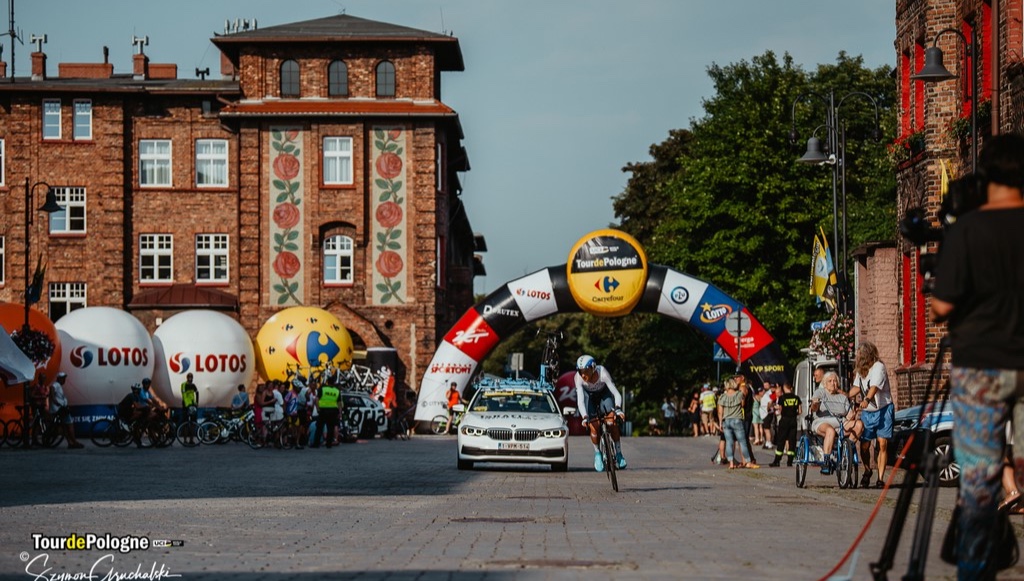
[
  {"left": 49, "top": 372, "right": 83, "bottom": 448},
  {"left": 931, "top": 134, "right": 1024, "bottom": 577},
  {"left": 313, "top": 382, "right": 340, "bottom": 448},
  {"left": 699, "top": 384, "right": 717, "bottom": 436},
  {"left": 850, "top": 341, "right": 893, "bottom": 489},
  {"left": 769, "top": 383, "right": 801, "bottom": 467},
  {"left": 687, "top": 390, "right": 701, "bottom": 437},
  {"left": 230, "top": 384, "right": 250, "bottom": 413},
  {"left": 717, "top": 377, "right": 758, "bottom": 469},
  {"left": 760, "top": 382, "right": 776, "bottom": 450},
  {"left": 751, "top": 386, "right": 765, "bottom": 445},
  {"left": 180, "top": 372, "right": 199, "bottom": 422},
  {"left": 661, "top": 396, "right": 676, "bottom": 436}
]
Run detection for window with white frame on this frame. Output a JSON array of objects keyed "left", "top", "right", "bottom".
[
  {"left": 0, "top": 138, "right": 5, "bottom": 186},
  {"left": 196, "top": 139, "right": 228, "bottom": 187},
  {"left": 140, "top": 234, "right": 174, "bottom": 282},
  {"left": 48, "top": 187, "right": 86, "bottom": 234},
  {"left": 196, "top": 234, "right": 229, "bottom": 283},
  {"left": 139, "top": 139, "right": 172, "bottom": 187},
  {"left": 0, "top": 236, "right": 5, "bottom": 285},
  {"left": 43, "top": 99, "right": 61, "bottom": 140},
  {"left": 73, "top": 99, "right": 92, "bottom": 140},
  {"left": 323, "top": 137, "right": 353, "bottom": 185},
  {"left": 48, "top": 282, "right": 87, "bottom": 321},
  {"left": 323, "top": 235, "right": 354, "bottom": 284}
]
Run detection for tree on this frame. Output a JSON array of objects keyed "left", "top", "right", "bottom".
[{"left": 607, "top": 51, "right": 895, "bottom": 397}]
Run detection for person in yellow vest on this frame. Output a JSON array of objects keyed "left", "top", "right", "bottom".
[
  {"left": 699, "top": 384, "right": 718, "bottom": 436},
  {"left": 180, "top": 372, "right": 199, "bottom": 422},
  {"left": 313, "top": 383, "right": 340, "bottom": 448}
]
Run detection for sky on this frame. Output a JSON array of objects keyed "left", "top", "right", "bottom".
[{"left": 14, "top": 0, "right": 896, "bottom": 296}]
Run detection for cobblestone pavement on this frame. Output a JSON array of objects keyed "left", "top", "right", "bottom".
[{"left": 0, "top": 434, "right": 1013, "bottom": 580}]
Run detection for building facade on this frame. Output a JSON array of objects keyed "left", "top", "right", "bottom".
[
  {"left": 893, "top": 0, "right": 1023, "bottom": 403},
  {"left": 0, "top": 14, "right": 483, "bottom": 391}
]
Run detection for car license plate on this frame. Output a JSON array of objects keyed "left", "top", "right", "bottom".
[{"left": 498, "top": 442, "right": 529, "bottom": 450}]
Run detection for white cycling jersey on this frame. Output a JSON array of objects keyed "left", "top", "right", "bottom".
[{"left": 573, "top": 365, "right": 623, "bottom": 418}]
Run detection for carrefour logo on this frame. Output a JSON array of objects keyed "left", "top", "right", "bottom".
[
  {"left": 69, "top": 346, "right": 149, "bottom": 368},
  {"left": 699, "top": 303, "right": 733, "bottom": 324},
  {"left": 169, "top": 352, "right": 248, "bottom": 374},
  {"left": 595, "top": 276, "right": 620, "bottom": 293}
]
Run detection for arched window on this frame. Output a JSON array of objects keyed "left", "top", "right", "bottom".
[
  {"left": 376, "top": 61, "right": 395, "bottom": 97},
  {"left": 280, "top": 60, "right": 300, "bottom": 98},
  {"left": 324, "top": 235, "right": 354, "bottom": 284},
  {"left": 328, "top": 61, "right": 348, "bottom": 97}
]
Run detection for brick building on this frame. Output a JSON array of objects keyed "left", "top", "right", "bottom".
[
  {"left": 0, "top": 14, "right": 483, "bottom": 390},
  {"left": 892, "top": 0, "right": 1024, "bottom": 404}
]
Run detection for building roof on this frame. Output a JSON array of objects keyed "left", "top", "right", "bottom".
[
  {"left": 212, "top": 14, "right": 464, "bottom": 71},
  {"left": 127, "top": 284, "right": 239, "bottom": 311},
  {"left": 219, "top": 98, "right": 457, "bottom": 118}
]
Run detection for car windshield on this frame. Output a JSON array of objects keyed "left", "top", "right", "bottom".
[{"left": 470, "top": 390, "right": 557, "bottom": 414}]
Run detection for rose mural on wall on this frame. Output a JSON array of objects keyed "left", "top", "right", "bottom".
[
  {"left": 269, "top": 128, "right": 304, "bottom": 305},
  {"left": 371, "top": 127, "right": 408, "bottom": 304}
]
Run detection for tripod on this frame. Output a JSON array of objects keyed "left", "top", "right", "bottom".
[{"left": 870, "top": 337, "right": 950, "bottom": 581}]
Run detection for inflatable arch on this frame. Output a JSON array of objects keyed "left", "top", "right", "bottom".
[{"left": 415, "top": 229, "right": 789, "bottom": 422}]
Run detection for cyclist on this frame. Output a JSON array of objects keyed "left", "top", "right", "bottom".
[
  {"left": 574, "top": 355, "right": 627, "bottom": 471},
  {"left": 49, "top": 372, "right": 84, "bottom": 448},
  {"left": 139, "top": 377, "right": 168, "bottom": 419},
  {"left": 809, "top": 371, "right": 862, "bottom": 475},
  {"left": 180, "top": 372, "right": 199, "bottom": 422},
  {"left": 117, "top": 383, "right": 147, "bottom": 424},
  {"left": 444, "top": 381, "right": 463, "bottom": 435}
]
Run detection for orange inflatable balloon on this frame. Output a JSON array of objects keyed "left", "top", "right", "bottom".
[{"left": 0, "top": 303, "right": 62, "bottom": 423}]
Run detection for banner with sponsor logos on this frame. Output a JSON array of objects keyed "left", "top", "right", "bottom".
[{"left": 415, "top": 228, "right": 789, "bottom": 421}]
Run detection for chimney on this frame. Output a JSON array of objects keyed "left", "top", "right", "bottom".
[
  {"left": 220, "top": 51, "right": 236, "bottom": 80},
  {"left": 133, "top": 53, "right": 149, "bottom": 80},
  {"left": 31, "top": 52, "right": 47, "bottom": 80}
]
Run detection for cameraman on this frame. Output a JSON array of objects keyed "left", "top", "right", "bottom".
[{"left": 931, "top": 133, "right": 1024, "bottom": 580}]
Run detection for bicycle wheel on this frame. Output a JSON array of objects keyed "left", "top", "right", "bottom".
[
  {"left": 247, "top": 426, "right": 266, "bottom": 450},
  {"left": 112, "top": 422, "right": 134, "bottom": 447},
  {"left": 430, "top": 415, "right": 449, "bottom": 435},
  {"left": 90, "top": 419, "right": 116, "bottom": 447},
  {"left": 795, "top": 436, "right": 809, "bottom": 488},
  {"left": 176, "top": 421, "right": 201, "bottom": 447},
  {"left": 0, "top": 418, "right": 7, "bottom": 447},
  {"left": 278, "top": 425, "right": 296, "bottom": 449},
  {"left": 602, "top": 430, "right": 618, "bottom": 492},
  {"left": 396, "top": 418, "right": 410, "bottom": 441},
  {"left": 198, "top": 420, "right": 224, "bottom": 445},
  {"left": 837, "top": 440, "right": 853, "bottom": 489},
  {"left": 151, "top": 419, "right": 176, "bottom": 448},
  {"left": 6, "top": 419, "right": 24, "bottom": 448},
  {"left": 42, "top": 420, "right": 64, "bottom": 448}
]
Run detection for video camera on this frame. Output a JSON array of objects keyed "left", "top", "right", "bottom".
[{"left": 898, "top": 173, "right": 986, "bottom": 291}]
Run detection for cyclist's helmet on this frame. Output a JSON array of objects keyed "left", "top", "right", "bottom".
[
  {"left": 141, "top": 377, "right": 152, "bottom": 388},
  {"left": 130, "top": 382, "right": 142, "bottom": 392},
  {"left": 56, "top": 371, "right": 67, "bottom": 379},
  {"left": 576, "top": 355, "right": 597, "bottom": 373}
]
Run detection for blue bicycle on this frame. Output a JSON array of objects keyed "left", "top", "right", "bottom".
[{"left": 795, "top": 414, "right": 860, "bottom": 489}]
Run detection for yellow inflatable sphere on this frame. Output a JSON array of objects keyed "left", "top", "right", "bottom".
[{"left": 255, "top": 307, "right": 353, "bottom": 381}]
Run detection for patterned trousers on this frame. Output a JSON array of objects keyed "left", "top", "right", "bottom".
[{"left": 950, "top": 366, "right": 1024, "bottom": 580}]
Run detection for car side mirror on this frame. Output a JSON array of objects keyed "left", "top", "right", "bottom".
[{"left": 562, "top": 407, "right": 576, "bottom": 416}]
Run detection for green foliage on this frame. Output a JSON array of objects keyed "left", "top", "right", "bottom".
[{"left": 607, "top": 51, "right": 896, "bottom": 407}]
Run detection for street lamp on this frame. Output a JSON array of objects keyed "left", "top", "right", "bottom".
[
  {"left": 911, "top": 26, "right": 979, "bottom": 173},
  {"left": 23, "top": 179, "right": 63, "bottom": 330},
  {"left": 19, "top": 178, "right": 62, "bottom": 448},
  {"left": 790, "top": 89, "right": 881, "bottom": 316}
]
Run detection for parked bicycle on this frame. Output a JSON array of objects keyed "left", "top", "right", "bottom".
[
  {"left": 588, "top": 411, "right": 622, "bottom": 492},
  {"left": 431, "top": 404, "right": 464, "bottom": 435},
  {"left": 198, "top": 408, "right": 255, "bottom": 445},
  {"left": 90, "top": 409, "right": 174, "bottom": 448},
  {"left": 5, "top": 405, "right": 64, "bottom": 448},
  {"left": 538, "top": 328, "right": 563, "bottom": 385}
]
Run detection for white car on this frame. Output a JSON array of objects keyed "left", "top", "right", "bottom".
[
  {"left": 339, "top": 391, "right": 388, "bottom": 438},
  {"left": 456, "top": 379, "right": 574, "bottom": 471}
]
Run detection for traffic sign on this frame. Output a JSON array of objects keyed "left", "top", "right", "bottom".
[
  {"left": 723, "top": 310, "right": 751, "bottom": 338},
  {"left": 810, "top": 320, "right": 829, "bottom": 332},
  {"left": 713, "top": 346, "right": 732, "bottom": 363}
]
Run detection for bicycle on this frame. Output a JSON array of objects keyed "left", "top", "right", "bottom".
[
  {"left": 174, "top": 407, "right": 202, "bottom": 447},
  {"left": 537, "top": 328, "right": 563, "bottom": 385},
  {"left": 385, "top": 406, "right": 414, "bottom": 441},
  {"left": 6, "top": 405, "right": 64, "bottom": 448},
  {"left": 587, "top": 411, "right": 622, "bottom": 492},
  {"left": 90, "top": 409, "right": 174, "bottom": 448},
  {"left": 431, "top": 404, "right": 465, "bottom": 435},
  {"left": 198, "top": 408, "right": 255, "bottom": 445},
  {"left": 795, "top": 414, "right": 860, "bottom": 489}
]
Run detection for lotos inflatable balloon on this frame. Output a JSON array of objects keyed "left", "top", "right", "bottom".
[
  {"left": 54, "top": 306, "right": 152, "bottom": 416},
  {"left": 255, "top": 306, "right": 353, "bottom": 382},
  {"left": 152, "top": 310, "right": 255, "bottom": 408}
]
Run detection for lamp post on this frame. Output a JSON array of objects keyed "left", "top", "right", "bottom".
[
  {"left": 19, "top": 178, "right": 63, "bottom": 447},
  {"left": 911, "top": 25, "right": 979, "bottom": 173},
  {"left": 790, "top": 89, "right": 881, "bottom": 316}
]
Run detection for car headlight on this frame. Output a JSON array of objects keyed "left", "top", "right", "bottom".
[
  {"left": 460, "top": 425, "right": 486, "bottom": 437},
  {"left": 542, "top": 427, "right": 567, "bottom": 438}
]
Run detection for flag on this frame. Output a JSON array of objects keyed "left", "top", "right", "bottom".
[
  {"left": 810, "top": 228, "right": 837, "bottom": 311},
  {"left": 25, "top": 256, "right": 45, "bottom": 305}
]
